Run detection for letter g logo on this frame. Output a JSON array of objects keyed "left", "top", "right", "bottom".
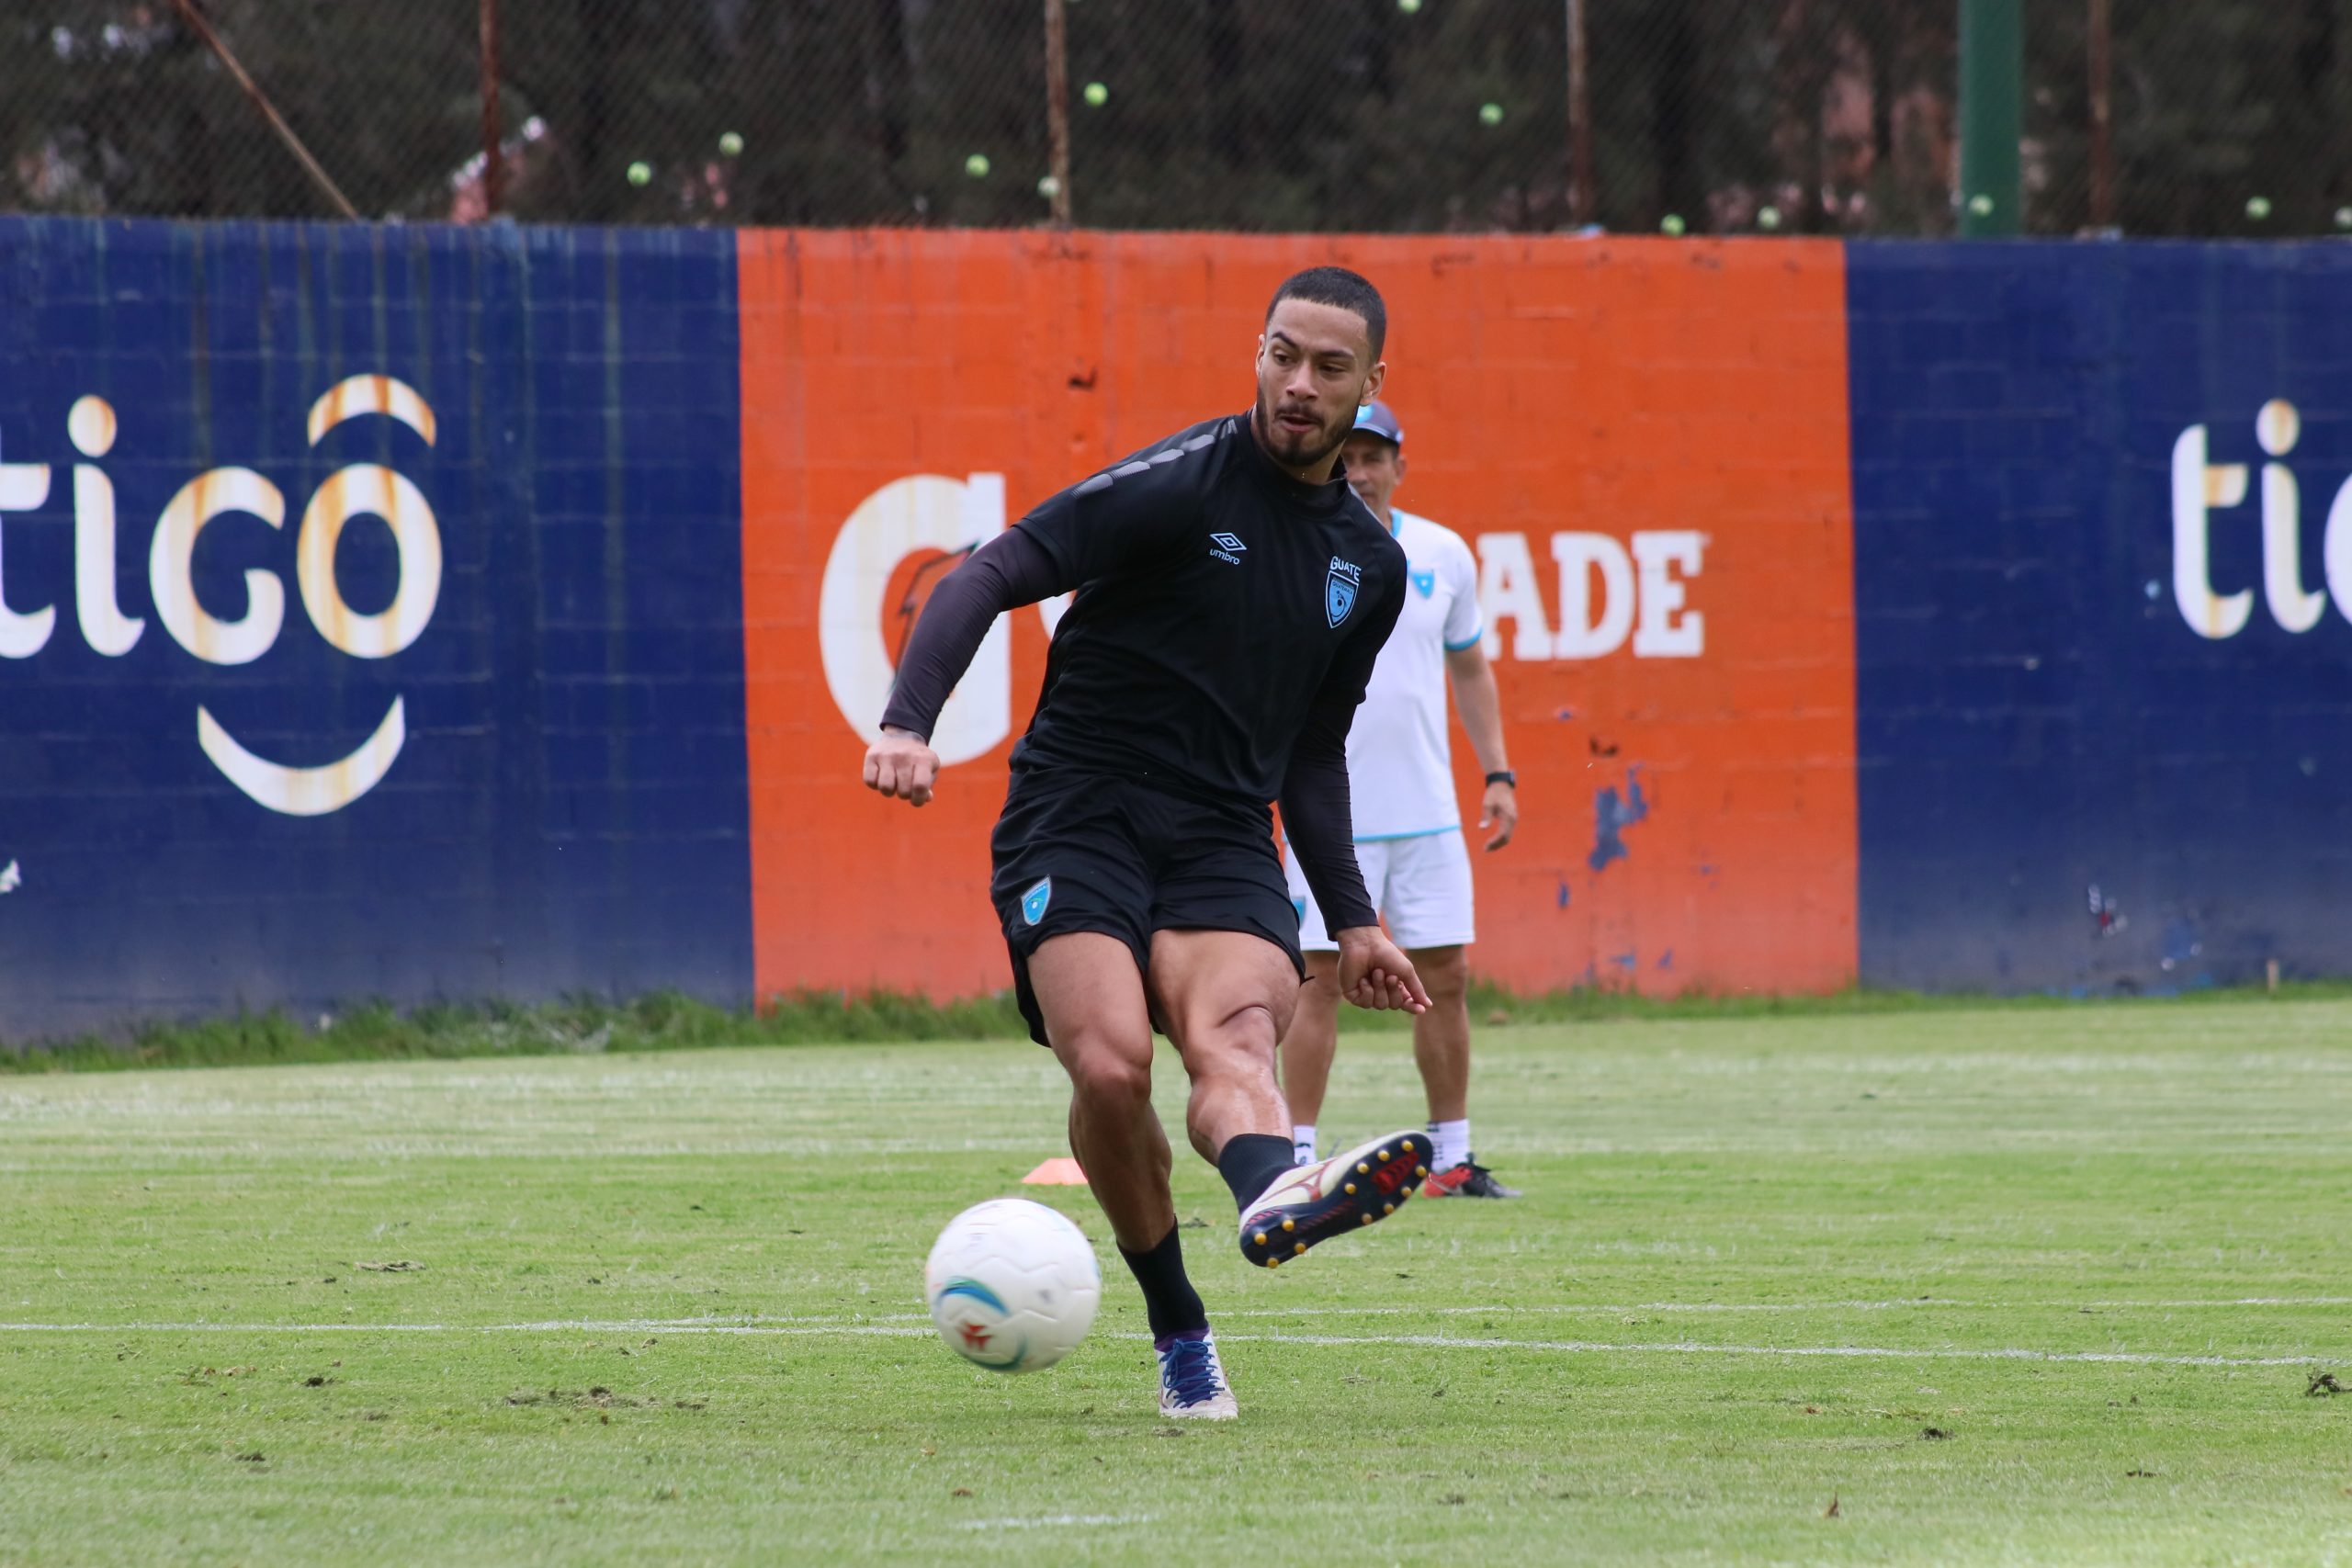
[
  {"left": 169, "top": 376, "right": 442, "bottom": 816},
  {"left": 820, "top": 473, "right": 1009, "bottom": 765},
  {"left": 817, "top": 472, "right": 1072, "bottom": 765}
]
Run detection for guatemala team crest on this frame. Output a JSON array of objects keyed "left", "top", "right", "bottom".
[
  {"left": 1326, "top": 558, "right": 1363, "bottom": 627},
  {"left": 1021, "top": 877, "right": 1053, "bottom": 925}
]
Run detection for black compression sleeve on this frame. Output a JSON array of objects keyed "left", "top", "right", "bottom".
[
  {"left": 878, "top": 529, "right": 1068, "bottom": 740},
  {"left": 1281, "top": 717, "right": 1379, "bottom": 933}
]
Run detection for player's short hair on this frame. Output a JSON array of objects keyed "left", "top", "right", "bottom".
[{"left": 1265, "top": 266, "right": 1385, "bottom": 361}]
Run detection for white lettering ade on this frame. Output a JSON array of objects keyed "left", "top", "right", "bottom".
[
  {"left": 0, "top": 376, "right": 441, "bottom": 815},
  {"left": 1473, "top": 530, "right": 1706, "bottom": 662}
]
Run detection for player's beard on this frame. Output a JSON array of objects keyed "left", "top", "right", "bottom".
[{"left": 1253, "top": 395, "right": 1348, "bottom": 471}]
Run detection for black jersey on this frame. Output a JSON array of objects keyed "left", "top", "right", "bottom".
[
  {"left": 1011, "top": 412, "right": 1406, "bottom": 806},
  {"left": 880, "top": 412, "right": 1407, "bottom": 935}
]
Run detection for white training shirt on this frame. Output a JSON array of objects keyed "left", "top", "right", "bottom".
[{"left": 1342, "top": 508, "right": 1484, "bottom": 840}]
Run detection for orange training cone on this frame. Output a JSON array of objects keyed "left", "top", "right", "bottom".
[{"left": 1020, "top": 1157, "right": 1088, "bottom": 1186}]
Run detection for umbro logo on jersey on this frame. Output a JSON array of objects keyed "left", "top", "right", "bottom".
[
  {"left": 1327, "top": 558, "right": 1363, "bottom": 627},
  {"left": 1209, "top": 532, "right": 1247, "bottom": 566}
]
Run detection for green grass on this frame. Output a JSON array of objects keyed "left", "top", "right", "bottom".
[
  {"left": 15, "top": 976, "right": 2352, "bottom": 1072},
  {"left": 3, "top": 1000, "right": 2349, "bottom": 1564}
]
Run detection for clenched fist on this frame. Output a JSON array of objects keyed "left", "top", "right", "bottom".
[
  {"left": 864, "top": 727, "right": 940, "bottom": 807},
  {"left": 1334, "top": 925, "right": 1430, "bottom": 1013}
]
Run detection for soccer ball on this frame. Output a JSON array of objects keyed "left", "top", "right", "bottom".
[{"left": 923, "top": 1198, "right": 1101, "bottom": 1373}]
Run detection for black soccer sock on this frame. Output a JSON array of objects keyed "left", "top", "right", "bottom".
[
  {"left": 1217, "top": 1132, "right": 1297, "bottom": 1213},
  {"left": 1118, "top": 1224, "right": 1209, "bottom": 1343}
]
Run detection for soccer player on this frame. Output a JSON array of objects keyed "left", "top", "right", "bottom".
[
  {"left": 865, "top": 268, "right": 1437, "bottom": 1420},
  {"left": 1277, "top": 401, "right": 1523, "bottom": 1200}
]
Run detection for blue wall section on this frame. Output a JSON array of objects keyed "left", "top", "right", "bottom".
[
  {"left": 1849, "top": 242, "right": 2352, "bottom": 994},
  {"left": 0, "top": 219, "right": 751, "bottom": 1036}
]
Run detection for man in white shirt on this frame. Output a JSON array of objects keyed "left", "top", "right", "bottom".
[{"left": 1279, "top": 401, "right": 1522, "bottom": 1197}]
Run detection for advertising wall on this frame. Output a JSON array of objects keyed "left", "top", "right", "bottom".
[
  {"left": 740, "top": 231, "right": 1857, "bottom": 1006},
  {"left": 0, "top": 216, "right": 2339, "bottom": 1037},
  {"left": 1848, "top": 243, "right": 2352, "bottom": 993},
  {"left": 0, "top": 219, "right": 752, "bottom": 1034}
]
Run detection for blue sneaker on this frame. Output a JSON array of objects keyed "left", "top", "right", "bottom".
[{"left": 1156, "top": 1329, "right": 1237, "bottom": 1419}]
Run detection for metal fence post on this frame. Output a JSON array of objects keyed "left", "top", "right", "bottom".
[
  {"left": 1566, "top": 0, "right": 1594, "bottom": 228},
  {"left": 1044, "top": 0, "right": 1073, "bottom": 228},
  {"left": 481, "top": 0, "right": 503, "bottom": 217},
  {"left": 1958, "top": 0, "right": 2021, "bottom": 236},
  {"left": 2087, "top": 0, "right": 2115, "bottom": 230}
]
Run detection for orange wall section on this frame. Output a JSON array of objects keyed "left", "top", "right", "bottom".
[{"left": 739, "top": 231, "right": 1856, "bottom": 1004}]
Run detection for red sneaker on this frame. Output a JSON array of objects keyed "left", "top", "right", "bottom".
[{"left": 1422, "top": 1158, "right": 1521, "bottom": 1199}]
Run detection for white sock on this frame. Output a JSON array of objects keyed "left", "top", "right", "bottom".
[
  {"left": 1430, "top": 1119, "right": 1470, "bottom": 1171},
  {"left": 1292, "top": 1125, "right": 1317, "bottom": 1165}
]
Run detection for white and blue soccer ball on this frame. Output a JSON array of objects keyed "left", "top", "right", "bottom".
[{"left": 924, "top": 1198, "right": 1101, "bottom": 1373}]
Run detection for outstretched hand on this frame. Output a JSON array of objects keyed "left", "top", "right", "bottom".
[
  {"left": 1334, "top": 927, "right": 1430, "bottom": 1013},
  {"left": 863, "top": 727, "right": 940, "bottom": 807}
]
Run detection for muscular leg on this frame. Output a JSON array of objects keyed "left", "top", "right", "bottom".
[
  {"left": 1276, "top": 951, "right": 1343, "bottom": 1129},
  {"left": 1028, "top": 931, "right": 1220, "bottom": 1394},
  {"left": 1408, "top": 944, "right": 1471, "bottom": 1123},
  {"left": 1026, "top": 931, "right": 1173, "bottom": 1252},
  {"left": 1146, "top": 928, "right": 1301, "bottom": 1165},
  {"left": 1159, "top": 928, "right": 1433, "bottom": 1266}
]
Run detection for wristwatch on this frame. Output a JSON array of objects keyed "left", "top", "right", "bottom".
[{"left": 1484, "top": 770, "right": 1517, "bottom": 788}]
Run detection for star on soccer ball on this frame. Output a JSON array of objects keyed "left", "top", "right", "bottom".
[{"left": 959, "top": 1322, "right": 990, "bottom": 1350}]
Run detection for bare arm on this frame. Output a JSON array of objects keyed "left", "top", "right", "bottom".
[{"left": 1445, "top": 642, "right": 1518, "bottom": 851}]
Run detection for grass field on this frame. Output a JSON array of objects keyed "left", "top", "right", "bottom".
[{"left": 4, "top": 999, "right": 2349, "bottom": 1565}]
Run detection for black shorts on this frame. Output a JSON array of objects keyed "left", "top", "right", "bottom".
[{"left": 990, "top": 766, "right": 1304, "bottom": 1047}]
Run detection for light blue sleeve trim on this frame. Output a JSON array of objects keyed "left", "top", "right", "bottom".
[
  {"left": 1352, "top": 825, "right": 1460, "bottom": 843},
  {"left": 1442, "top": 626, "right": 1486, "bottom": 653}
]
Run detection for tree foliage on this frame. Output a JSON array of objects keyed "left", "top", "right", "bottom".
[{"left": 3, "top": 1, "right": 2345, "bottom": 235}]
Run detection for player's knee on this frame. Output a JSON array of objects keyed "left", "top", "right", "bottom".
[
  {"left": 1061, "top": 1041, "right": 1152, "bottom": 1111},
  {"left": 1418, "top": 946, "right": 1470, "bottom": 1004},
  {"left": 1174, "top": 998, "right": 1283, "bottom": 1077},
  {"left": 1300, "top": 957, "right": 1341, "bottom": 1003},
  {"left": 1220, "top": 998, "right": 1288, "bottom": 1055},
  {"left": 1172, "top": 1003, "right": 1256, "bottom": 1055}
]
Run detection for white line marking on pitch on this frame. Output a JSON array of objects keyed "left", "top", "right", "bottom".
[
  {"left": 0, "top": 1319, "right": 2331, "bottom": 1369},
  {"left": 0, "top": 1298, "right": 2340, "bottom": 1337},
  {"left": 2080, "top": 1297, "right": 2352, "bottom": 1309},
  {"left": 531, "top": 1295, "right": 2352, "bottom": 1323},
  {"left": 958, "top": 1514, "right": 1157, "bottom": 1531},
  {"left": 0, "top": 1321, "right": 938, "bottom": 1337},
  {"left": 405, "top": 1295, "right": 2352, "bottom": 1325},
  {"left": 1204, "top": 1333, "right": 2325, "bottom": 1369}
]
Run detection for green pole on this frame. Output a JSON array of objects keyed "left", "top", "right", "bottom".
[{"left": 1958, "top": 0, "right": 2021, "bottom": 236}]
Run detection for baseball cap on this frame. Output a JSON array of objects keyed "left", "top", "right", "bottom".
[{"left": 1351, "top": 400, "right": 1403, "bottom": 446}]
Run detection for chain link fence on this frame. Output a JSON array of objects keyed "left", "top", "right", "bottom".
[{"left": 6, "top": 1, "right": 2350, "bottom": 236}]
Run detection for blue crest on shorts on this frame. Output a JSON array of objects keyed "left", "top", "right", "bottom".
[
  {"left": 1410, "top": 569, "right": 1436, "bottom": 599},
  {"left": 1021, "top": 877, "right": 1052, "bottom": 926},
  {"left": 1326, "top": 557, "right": 1363, "bottom": 627}
]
